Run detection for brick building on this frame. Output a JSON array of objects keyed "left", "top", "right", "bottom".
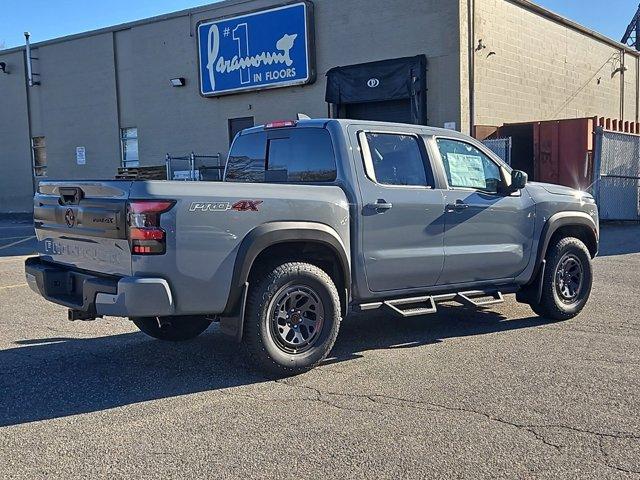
[{"left": 0, "top": 0, "right": 636, "bottom": 213}]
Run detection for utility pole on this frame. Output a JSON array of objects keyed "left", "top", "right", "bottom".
[{"left": 622, "top": 3, "right": 640, "bottom": 50}]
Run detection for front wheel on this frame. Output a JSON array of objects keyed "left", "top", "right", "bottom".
[
  {"left": 244, "top": 262, "right": 342, "bottom": 376},
  {"left": 530, "top": 237, "right": 593, "bottom": 321},
  {"left": 131, "top": 316, "right": 212, "bottom": 341}
]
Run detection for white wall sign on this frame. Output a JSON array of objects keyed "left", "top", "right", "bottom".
[
  {"left": 76, "top": 147, "right": 86, "bottom": 165},
  {"left": 444, "top": 122, "right": 457, "bottom": 131}
]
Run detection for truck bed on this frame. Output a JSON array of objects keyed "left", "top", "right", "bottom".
[{"left": 32, "top": 179, "right": 350, "bottom": 316}]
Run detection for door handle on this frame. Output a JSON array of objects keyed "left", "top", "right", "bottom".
[
  {"left": 445, "top": 200, "right": 469, "bottom": 212},
  {"left": 366, "top": 199, "right": 393, "bottom": 212}
]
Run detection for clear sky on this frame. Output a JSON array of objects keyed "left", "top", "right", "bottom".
[{"left": 0, "top": 0, "right": 637, "bottom": 50}]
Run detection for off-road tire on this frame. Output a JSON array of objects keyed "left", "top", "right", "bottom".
[
  {"left": 244, "top": 262, "right": 341, "bottom": 376},
  {"left": 132, "top": 316, "right": 212, "bottom": 341},
  {"left": 530, "top": 237, "right": 593, "bottom": 321}
]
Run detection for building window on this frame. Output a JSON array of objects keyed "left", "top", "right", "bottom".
[
  {"left": 32, "top": 136, "right": 47, "bottom": 177},
  {"left": 228, "top": 117, "right": 254, "bottom": 146},
  {"left": 121, "top": 128, "right": 139, "bottom": 167}
]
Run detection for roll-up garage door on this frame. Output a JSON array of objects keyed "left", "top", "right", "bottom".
[{"left": 325, "top": 55, "right": 427, "bottom": 125}]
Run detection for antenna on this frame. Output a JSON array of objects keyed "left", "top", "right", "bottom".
[{"left": 622, "top": 3, "right": 640, "bottom": 50}]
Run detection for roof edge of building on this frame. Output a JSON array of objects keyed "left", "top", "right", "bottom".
[
  {"left": 508, "top": 0, "right": 637, "bottom": 56},
  {"left": 0, "top": 0, "right": 256, "bottom": 55},
  {"left": 0, "top": 0, "right": 637, "bottom": 57}
]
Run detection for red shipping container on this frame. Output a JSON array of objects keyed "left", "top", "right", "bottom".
[{"left": 496, "top": 117, "right": 595, "bottom": 191}]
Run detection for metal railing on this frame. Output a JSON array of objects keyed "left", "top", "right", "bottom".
[{"left": 165, "top": 152, "right": 224, "bottom": 182}]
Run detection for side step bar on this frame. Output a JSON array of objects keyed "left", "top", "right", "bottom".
[
  {"left": 382, "top": 296, "right": 437, "bottom": 318},
  {"left": 456, "top": 291, "right": 504, "bottom": 307},
  {"left": 360, "top": 290, "right": 505, "bottom": 319}
]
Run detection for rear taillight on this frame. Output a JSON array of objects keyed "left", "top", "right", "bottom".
[{"left": 127, "top": 200, "right": 175, "bottom": 255}]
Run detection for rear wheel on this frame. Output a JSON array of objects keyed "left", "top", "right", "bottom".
[
  {"left": 131, "top": 316, "right": 212, "bottom": 341},
  {"left": 244, "top": 262, "right": 341, "bottom": 376},
  {"left": 530, "top": 237, "right": 593, "bottom": 321}
]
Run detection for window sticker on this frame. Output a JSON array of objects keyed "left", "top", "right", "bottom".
[{"left": 446, "top": 153, "right": 486, "bottom": 189}]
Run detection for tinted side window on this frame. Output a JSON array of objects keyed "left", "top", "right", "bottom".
[
  {"left": 266, "top": 129, "right": 336, "bottom": 182},
  {"left": 225, "top": 132, "right": 267, "bottom": 182},
  {"left": 365, "top": 133, "right": 431, "bottom": 186},
  {"left": 436, "top": 138, "right": 502, "bottom": 193}
]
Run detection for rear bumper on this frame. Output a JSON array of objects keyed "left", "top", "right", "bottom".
[{"left": 25, "top": 257, "right": 174, "bottom": 318}]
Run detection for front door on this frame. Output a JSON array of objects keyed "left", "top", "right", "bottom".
[
  {"left": 434, "top": 137, "right": 535, "bottom": 285},
  {"left": 351, "top": 127, "right": 445, "bottom": 293}
]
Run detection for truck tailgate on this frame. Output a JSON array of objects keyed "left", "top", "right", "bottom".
[{"left": 34, "top": 181, "right": 133, "bottom": 276}]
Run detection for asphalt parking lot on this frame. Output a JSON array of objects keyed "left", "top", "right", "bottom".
[{"left": 0, "top": 218, "right": 638, "bottom": 479}]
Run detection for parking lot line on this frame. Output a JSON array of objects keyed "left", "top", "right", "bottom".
[
  {"left": 0, "top": 235, "right": 36, "bottom": 241},
  {"left": 0, "top": 236, "right": 35, "bottom": 250}
]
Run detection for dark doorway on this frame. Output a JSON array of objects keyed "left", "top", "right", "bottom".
[
  {"left": 228, "top": 117, "right": 254, "bottom": 146},
  {"left": 497, "top": 123, "right": 535, "bottom": 179},
  {"left": 326, "top": 56, "right": 427, "bottom": 125}
]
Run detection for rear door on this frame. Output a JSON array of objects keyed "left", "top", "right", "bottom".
[
  {"left": 349, "top": 126, "right": 445, "bottom": 292},
  {"left": 34, "top": 181, "right": 133, "bottom": 276},
  {"left": 433, "top": 138, "right": 535, "bottom": 285}
]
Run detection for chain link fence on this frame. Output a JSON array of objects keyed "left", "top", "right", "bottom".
[
  {"left": 481, "top": 137, "right": 512, "bottom": 165},
  {"left": 594, "top": 129, "right": 640, "bottom": 221}
]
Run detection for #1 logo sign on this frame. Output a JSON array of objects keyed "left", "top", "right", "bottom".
[{"left": 198, "top": 2, "right": 314, "bottom": 96}]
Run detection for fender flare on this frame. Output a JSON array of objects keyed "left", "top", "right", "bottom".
[
  {"left": 521, "top": 211, "right": 598, "bottom": 298},
  {"left": 537, "top": 211, "right": 598, "bottom": 264},
  {"left": 219, "top": 222, "right": 350, "bottom": 341}
]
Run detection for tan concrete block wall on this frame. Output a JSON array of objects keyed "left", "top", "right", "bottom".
[
  {"left": 0, "top": 51, "right": 36, "bottom": 213},
  {"left": 471, "top": 0, "right": 638, "bottom": 127}
]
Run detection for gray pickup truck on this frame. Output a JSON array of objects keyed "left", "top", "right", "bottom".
[{"left": 26, "top": 119, "right": 599, "bottom": 374}]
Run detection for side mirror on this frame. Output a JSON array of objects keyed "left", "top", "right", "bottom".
[{"left": 510, "top": 170, "right": 528, "bottom": 191}]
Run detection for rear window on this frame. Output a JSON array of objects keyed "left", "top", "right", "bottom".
[{"left": 225, "top": 129, "right": 337, "bottom": 183}]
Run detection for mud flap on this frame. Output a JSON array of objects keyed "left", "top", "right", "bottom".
[
  {"left": 219, "top": 282, "right": 249, "bottom": 342},
  {"left": 516, "top": 259, "right": 546, "bottom": 305}
]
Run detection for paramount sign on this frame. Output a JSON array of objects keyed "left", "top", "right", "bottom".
[{"left": 197, "top": 2, "right": 315, "bottom": 96}]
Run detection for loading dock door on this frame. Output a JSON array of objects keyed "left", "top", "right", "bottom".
[
  {"left": 326, "top": 55, "right": 427, "bottom": 125},
  {"left": 345, "top": 99, "right": 412, "bottom": 124}
]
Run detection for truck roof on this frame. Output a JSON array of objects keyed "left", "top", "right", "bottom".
[{"left": 240, "top": 118, "right": 471, "bottom": 140}]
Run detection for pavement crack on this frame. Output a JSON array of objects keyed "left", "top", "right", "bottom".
[
  {"left": 273, "top": 380, "right": 639, "bottom": 457},
  {"left": 598, "top": 436, "right": 640, "bottom": 476},
  {"left": 270, "top": 379, "right": 378, "bottom": 413},
  {"left": 371, "top": 394, "right": 566, "bottom": 450}
]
